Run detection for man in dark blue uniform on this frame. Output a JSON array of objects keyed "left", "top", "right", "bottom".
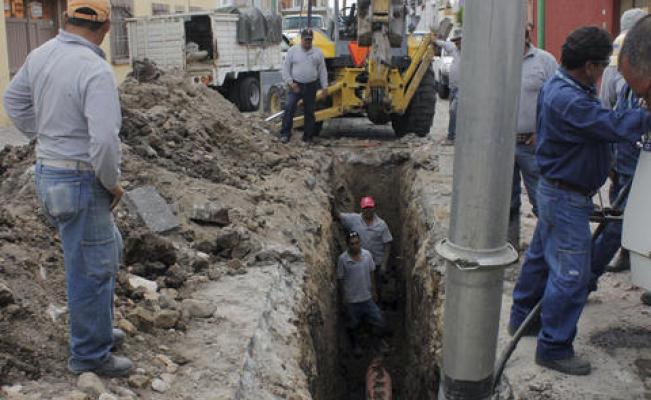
[{"left": 509, "top": 26, "right": 651, "bottom": 376}]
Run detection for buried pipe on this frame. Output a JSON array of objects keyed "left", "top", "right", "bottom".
[
  {"left": 366, "top": 357, "right": 392, "bottom": 400},
  {"left": 435, "top": 0, "right": 525, "bottom": 399}
]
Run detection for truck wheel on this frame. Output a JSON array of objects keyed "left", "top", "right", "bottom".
[
  {"left": 239, "top": 76, "right": 261, "bottom": 112},
  {"left": 265, "top": 85, "right": 285, "bottom": 114},
  {"left": 391, "top": 66, "right": 436, "bottom": 138}
]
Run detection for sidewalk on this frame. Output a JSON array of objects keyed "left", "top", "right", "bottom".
[{"left": 0, "top": 125, "right": 29, "bottom": 150}]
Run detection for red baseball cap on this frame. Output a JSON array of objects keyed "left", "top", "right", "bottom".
[{"left": 360, "top": 196, "right": 375, "bottom": 209}]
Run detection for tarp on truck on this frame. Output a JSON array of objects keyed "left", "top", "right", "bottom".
[{"left": 216, "top": 7, "right": 282, "bottom": 46}]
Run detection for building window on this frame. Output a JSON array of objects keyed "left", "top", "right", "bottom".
[
  {"left": 190, "top": 6, "right": 204, "bottom": 11},
  {"left": 110, "top": 5, "right": 132, "bottom": 64},
  {"left": 152, "top": 3, "right": 170, "bottom": 15},
  {"left": 175, "top": 5, "right": 185, "bottom": 13}
]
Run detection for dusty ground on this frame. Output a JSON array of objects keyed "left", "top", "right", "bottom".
[{"left": 0, "top": 79, "right": 649, "bottom": 400}]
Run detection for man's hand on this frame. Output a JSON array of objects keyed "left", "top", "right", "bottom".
[
  {"left": 318, "top": 90, "right": 328, "bottom": 101},
  {"left": 525, "top": 133, "right": 536, "bottom": 146},
  {"left": 291, "top": 82, "right": 300, "bottom": 94},
  {"left": 109, "top": 185, "right": 124, "bottom": 211}
]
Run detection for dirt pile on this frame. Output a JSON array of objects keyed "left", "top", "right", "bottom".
[
  {"left": 119, "top": 73, "right": 278, "bottom": 188},
  {"left": 0, "top": 69, "right": 335, "bottom": 399}
]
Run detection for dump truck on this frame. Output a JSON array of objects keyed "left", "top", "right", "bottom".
[
  {"left": 126, "top": 9, "right": 284, "bottom": 113},
  {"left": 290, "top": 0, "right": 440, "bottom": 137}
]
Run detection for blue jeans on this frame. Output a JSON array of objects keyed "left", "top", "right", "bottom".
[
  {"left": 345, "top": 299, "right": 386, "bottom": 333},
  {"left": 35, "top": 162, "right": 122, "bottom": 369},
  {"left": 590, "top": 173, "right": 631, "bottom": 281},
  {"left": 448, "top": 87, "right": 458, "bottom": 141},
  {"left": 510, "top": 179, "right": 593, "bottom": 361},
  {"left": 510, "top": 143, "right": 541, "bottom": 215},
  {"left": 280, "top": 81, "right": 318, "bottom": 140}
]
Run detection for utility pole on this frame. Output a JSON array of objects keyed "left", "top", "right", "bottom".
[{"left": 435, "top": 0, "right": 525, "bottom": 399}]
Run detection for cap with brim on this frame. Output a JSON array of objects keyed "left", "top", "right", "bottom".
[
  {"left": 301, "top": 29, "right": 313, "bottom": 38},
  {"left": 67, "top": 0, "right": 111, "bottom": 22}
]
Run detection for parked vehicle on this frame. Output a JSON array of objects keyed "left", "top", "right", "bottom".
[
  {"left": 433, "top": 49, "right": 453, "bottom": 99},
  {"left": 127, "top": 9, "right": 284, "bottom": 112}
]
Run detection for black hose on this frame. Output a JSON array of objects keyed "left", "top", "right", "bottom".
[{"left": 491, "top": 178, "right": 634, "bottom": 395}]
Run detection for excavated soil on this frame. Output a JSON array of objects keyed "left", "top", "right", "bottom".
[{"left": 0, "top": 70, "right": 447, "bottom": 400}]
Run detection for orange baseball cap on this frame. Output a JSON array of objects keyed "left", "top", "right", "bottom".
[{"left": 67, "top": 0, "right": 111, "bottom": 22}]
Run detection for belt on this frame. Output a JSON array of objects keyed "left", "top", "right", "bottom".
[
  {"left": 544, "top": 178, "right": 593, "bottom": 197},
  {"left": 38, "top": 158, "right": 94, "bottom": 171},
  {"left": 516, "top": 132, "right": 534, "bottom": 144}
]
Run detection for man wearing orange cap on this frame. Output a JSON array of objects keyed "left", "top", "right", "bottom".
[
  {"left": 4, "top": 0, "right": 132, "bottom": 377},
  {"left": 338, "top": 196, "right": 393, "bottom": 303}
]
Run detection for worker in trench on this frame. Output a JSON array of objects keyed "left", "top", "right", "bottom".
[
  {"left": 337, "top": 231, "right": 389, "bottom": 357},
  {"left": 279, "top": 28, "right": 328, "bottom": 144},
  {"left": 338, "top": 196, "right": 393, "bottom": 305},
  {"left": 3, "top": 0, "right": 132, "bottom": 377},
  {"left": 508, "top": 23, "right": 557, "bottom": 251},
  {"left": 508, "top": 26, "right": 651, "bottom": 376}
]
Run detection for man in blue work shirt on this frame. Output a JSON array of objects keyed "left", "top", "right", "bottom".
[
  {"left": 4, "top": 0, "right": 132, "bottom": 377},
  {"left": 508, "top": 26, "right": 651, "bottom": 376}
]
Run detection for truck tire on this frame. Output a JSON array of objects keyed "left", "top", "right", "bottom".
[
  {"left": 265, "top": 85, "right": 285, "bottom": 114},
  {"left": 239, "top": 76, "right": 261, "bottom": 112},
  {"left": 391, "top": 66, "right": 436, "bottom": 138}
]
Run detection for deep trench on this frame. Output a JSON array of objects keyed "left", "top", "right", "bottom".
[{"left": 307, "top": 154, "right": 441, "bottom": 400}]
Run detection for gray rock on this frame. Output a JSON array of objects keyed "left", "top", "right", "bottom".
[
  {"left": 127, "top": 374, "right": 150, "bottom": 389},
  {"left": 304, "top": 175, "right": 317, "bottom": 190},
  {"left": 53, "top": 390, "right": 90, "bottom": 400},
  {"left": 98, "top": 394, "right": 118, "bottom": 400},
  {"left": 151, "top": 378, "right": 170, "bottom": 393},
  {"left": 153, "top": 309, "right": 180, "bottom": 329},
  {"left": 190, "top": 202, "right": 231, "bottom": 226},
  {"left": 77, "top": 372, "right": 106, "bottom": 397},
  {"left": 127, "top": 307, "right": 155, "bottom": 332},
  {"left": 124, "top": 186, "right": 179, "bottom": 233},
  {"left": 181, "top": 299, "right": 216, "bottom": 319},
  {"left": 0, "top": 281, "right": 15, "bottom": 307}
]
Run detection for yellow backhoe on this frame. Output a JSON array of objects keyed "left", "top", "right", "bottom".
[{"left": 291, "top": 0, "right": 439, "bottom": 137}]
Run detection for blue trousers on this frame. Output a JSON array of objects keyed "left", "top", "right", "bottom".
[
  {"left": 590, "top": 173, "right": 631, "bottom": 281},
  {"left": 280, "top": 80, "right": 318, "bottom": 140},
  {"left": 345, "top": 299, "right": 386, "bottom": 333},
  {"left": 448, "top": 87, "right": 458, "bottom": 141},
  {"left": 35, "top": 163, "right": 122, "bottom": 369},
  {"left": 510, "top": 143, "right": 541, "bottom": 216},
  {"left": 510, "top": 179, "right": 593, "bottom": 361}
]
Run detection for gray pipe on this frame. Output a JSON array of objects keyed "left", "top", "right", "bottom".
[{"left": 435, "top": 0, "right": 525, "bottom": 398}]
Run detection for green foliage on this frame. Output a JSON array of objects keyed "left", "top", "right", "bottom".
[{"left": 456, "top": 6, "right": 464, "bottom": 26}]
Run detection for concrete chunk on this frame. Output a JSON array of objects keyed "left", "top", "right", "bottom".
[
  {"left": 190, "top": 202, "right": 231, "bottom": 226},
  {"left": 125, "top": 186, "right": 179, "bottom": 233}
]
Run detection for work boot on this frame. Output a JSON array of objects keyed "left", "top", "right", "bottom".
[
  {"left": 68, "top": 354, "right": 133, "bottom": 378},
  {"left": 280, "top": 135, "right": 290, "bottom": 144},
  {"left": 112, "top": 328, "right": 126, "bottom": 349},
  {"left": 535, "top": 354, "right": 591, "bottom": 376},
  {"left": 641, "top": 291, "right": 651, "bottom": 306},
  {"left": 605, "top": 250, "right": 630, "bottom": 273}
]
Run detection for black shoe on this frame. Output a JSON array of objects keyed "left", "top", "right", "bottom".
[
  {"left": 535, "top": 354, "right": 591, "bottom": 376},
  {"left": 605, "top": 251, "right": 631, "bottom": 273},
  {"left": 68, "top": 354, "right": 133, "bottom": 378},
  {"left": 507, "top": 320, "right": 541, "bottom": 337},
  {"left": 302, "top": 136, "right": 313, "bottom": 143},
  {"left": 641, "top": 291, "right": 651, "bottom": 306},
  {"left": 280, "top": 135, "right": 290, "bottom": 144}
]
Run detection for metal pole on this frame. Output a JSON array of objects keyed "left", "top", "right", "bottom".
[
  {"left": 537, "top": 0, "right": 545, "bottom": 49},
  {"left": 435, "top": 0, "right": 525, "bottom": 399}
]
